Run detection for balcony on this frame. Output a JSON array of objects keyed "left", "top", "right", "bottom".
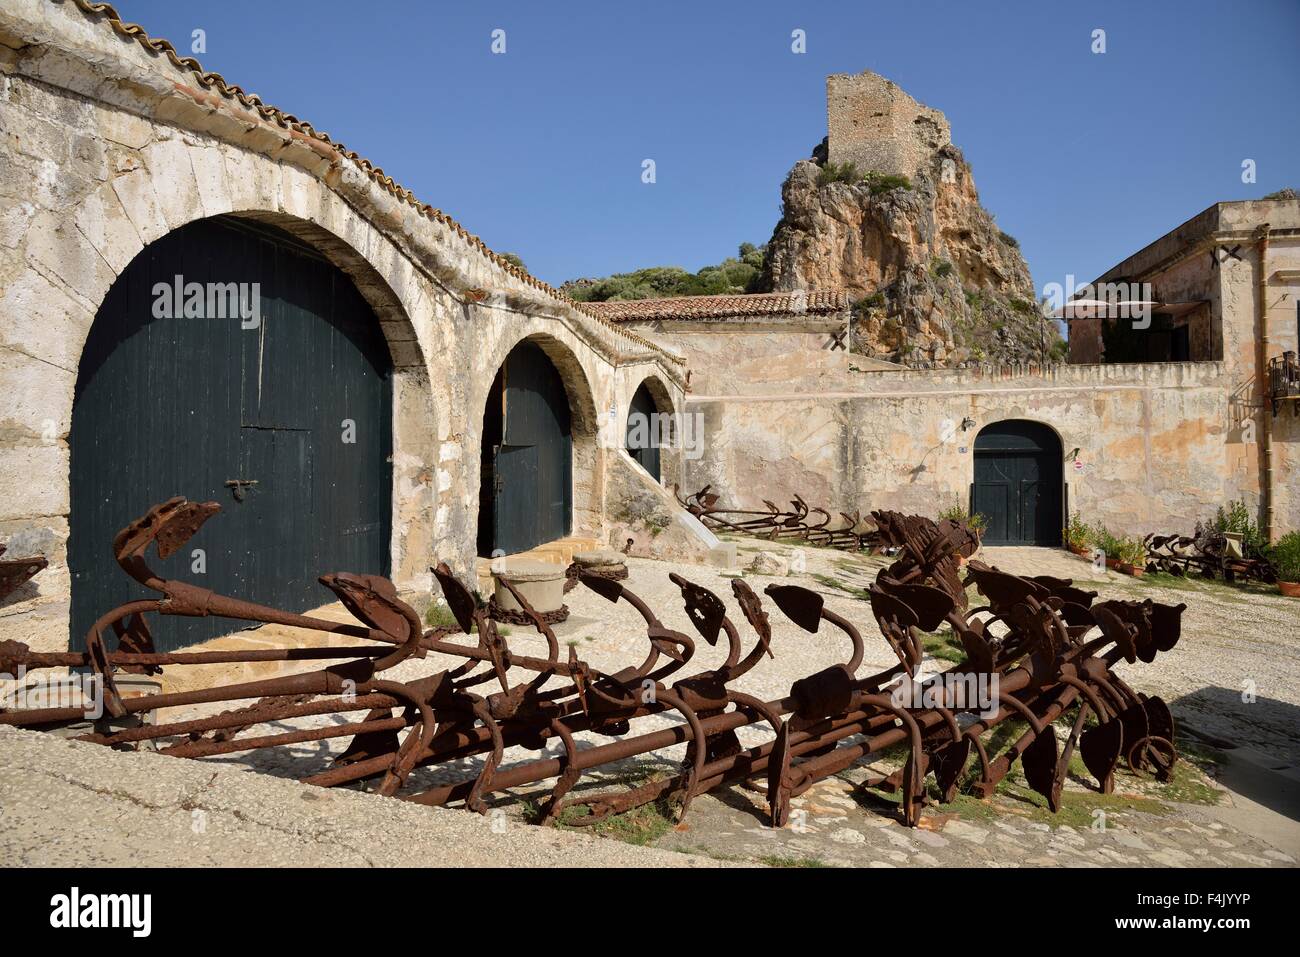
[{"left": 1270, "top": 352, "right": 1300, "bottom": 415}]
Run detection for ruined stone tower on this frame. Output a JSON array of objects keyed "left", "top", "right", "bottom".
[{"left": 826, "top": 71, "right": 951, "bottom": 179}]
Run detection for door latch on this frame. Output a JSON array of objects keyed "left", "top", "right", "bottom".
[{"left": 224, "top": 479, "right": 259, "bottom": 502}]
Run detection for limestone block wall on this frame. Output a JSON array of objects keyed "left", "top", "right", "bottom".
[
  {"left": 0, "top": 0, "right": 686, "bottom": 652},
  {"left": 684, "top": 362, "right": 1237, "bottom": 539},
  {"left": 826, "top": 72, "right": 950, "bottom": 179},
  {"left": 622, "top": 321, "right": 859, "bottom": 398}
]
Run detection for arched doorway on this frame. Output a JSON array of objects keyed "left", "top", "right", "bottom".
[
  {"left": 477, "top": 340, "right": 573, "bottom": 557},
  {"left": 972, "top": 420, "right": 1063, "bottom": 546},
  {"left": 69, "top": 216, "right": 393, "bottom": 652},
  {"left": 625, "top": 380, "right": 669, "bottom": 483}
]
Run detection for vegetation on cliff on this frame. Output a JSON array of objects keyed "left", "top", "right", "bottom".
[{"left": 561, "top": 245, "right": 766, "bottom": 302}]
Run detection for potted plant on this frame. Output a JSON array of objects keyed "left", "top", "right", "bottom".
[
  {"left": 1065, "top": 515, "right": 1092, "bottom": 557},
  {"left": 1117, "top": 537, "right": 1147, "bottom": 578},
  {"left": 1271, "top": 531, "right": 1300, "bottom": 598},
  {"left": 1094, "top": 526, "right": 1123, "bottom": 569}
]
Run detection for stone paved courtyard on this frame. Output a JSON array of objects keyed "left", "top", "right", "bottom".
[{"left": 18, "top": 536, "right": 1286, "bottom": 869}]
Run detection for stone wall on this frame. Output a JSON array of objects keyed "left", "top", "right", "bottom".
[
  {"left": 637, "top": 316, "right": 1247, "bottom": 540},
  {"left": 622, "top": 319, "right": 858, "bottom": 397},
  {"left": 683, "top": 360, "right": 1239, "bottom": 540},
  {"left": 0, "top": 0, "right": 687, "bottom": 652}
]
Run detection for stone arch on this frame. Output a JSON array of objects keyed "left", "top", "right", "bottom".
[
  {"left": 971, "top": 418, "right": 1064, "bottom": 546},
  {"left": 622, "top": 374, "right": 678, "bottom": 486},
  {"left": 13, "top": 141, "right": 441, "bottom": 615},
  {"left": 472, "top": 329, "right": 602, "bottom": 553}
]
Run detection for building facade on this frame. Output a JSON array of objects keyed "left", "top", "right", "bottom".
[{"left": 0, "top": 0, "right": 690, "bottom": 653}]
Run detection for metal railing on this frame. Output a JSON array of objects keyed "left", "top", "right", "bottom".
[{"left": 1268, "top": 352, "right": 1300, "bottom": 415}]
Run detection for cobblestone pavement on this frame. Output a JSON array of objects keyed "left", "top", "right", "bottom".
[
  {"left": 648, "top": 771, "right": 1297, "bottom": 869},
  {"left": 5, "top": 538, "right": 1296, "bottom": 868}
]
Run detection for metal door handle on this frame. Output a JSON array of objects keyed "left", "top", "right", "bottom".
[{"left": 224, "top": 479, "right": 259, "bottom": 502}]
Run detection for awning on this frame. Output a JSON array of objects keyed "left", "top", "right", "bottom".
[{"left": 1051, "top": 299, "right": 1205, "bottom": 320}]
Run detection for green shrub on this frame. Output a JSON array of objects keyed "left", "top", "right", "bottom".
[
  {"left": 1088, "top": 525, "right": 1144, "bottom": 565},
  {"left": 815, "top": 163, "right": 912, "bottom": 195},
  {"left": 930, "top": 258, "right": 954, "bottom": 279},
  {"left": 1270, "top": 531, "right": 1300, "bottom": 582},
  {"left": 1210, "top": 499, "right": 1265, "bottom": 552},
  {"left": 564, "top": 254, "right": 765, "bottom": 303},
  {"left": 861, "top": 171, "right": 913, "bottom": 195},
  {"left": 938, "top": 499, "right": 988, "bottom": 533},
  {"left": 1092, "top": 525, "right": 1123, "bottom": 560},
  {"left": 1117, "top": 537, "right": 1146, "bottom": 567},
  {"left": 998, "top": 231, "right": 1020, "bottom": 248},
  {"left": 817, "top": 161, "right": 863, "bottom": 187},
  {"left": 425, "top": 602, "right": 461, "bottom": 630},
  {"left": 853, "top": 291, "right": 886, "bottom": 314}
]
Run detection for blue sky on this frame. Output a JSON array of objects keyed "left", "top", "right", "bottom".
[{"left": 113, "top": 0, "right": 1299, "bottom": 296}]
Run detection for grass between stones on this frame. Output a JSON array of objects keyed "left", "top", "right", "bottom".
[
  {"left": 810, "top": 573, "right": 864, "bottom": 597},
  {"left": 757, "top": 853, "right": 830, "bottom": 868}
]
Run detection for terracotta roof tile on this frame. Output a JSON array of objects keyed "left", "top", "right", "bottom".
[{"left": 585, "top": 290, "right": 850, "bottom": 322}]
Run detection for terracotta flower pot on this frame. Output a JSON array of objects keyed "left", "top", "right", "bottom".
[
  {"left": 1105, "top": 557, "right": 1121, "bottom": 570},
  {"left": 1279, "top": 580, "right": 1300, "bottom": 598},
  {"left": 1120, "top": 563, "right": 1144, "bottom": 578},
  {"left": 1068, "top": 544, "right": 1089, "bottom": 557}
]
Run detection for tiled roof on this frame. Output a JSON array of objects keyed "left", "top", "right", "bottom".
[
  {"left": 61, "top": 0, "right": 678, "bottom": 363},
  {"left": 585, "top": 290, "right": 850, "bottom": 322}
]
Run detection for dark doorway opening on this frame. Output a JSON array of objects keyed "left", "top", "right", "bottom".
[
  {"left": 477, "top": 340, "right": 573, "bottom": 557},
  {"left": 625, "top": 381, "right": 666, "bottom": 483},
  {"left": 69, "top": 216, "right": 393, "bottom": 652},
  {"left": 972, "top": 420, "right": 1063, "bottom": 546}
]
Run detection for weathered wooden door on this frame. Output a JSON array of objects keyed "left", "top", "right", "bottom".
[
  {"left": 972, "top": 420, "right": 1062, "bottom": 546},
  {"left": 69, "top": 216, "right": 392, "bottom": 652},
  {"left": 477, "top": 340, "right": 572, "bottom": 556},
  {"left": 625, "top": 382, "right": 661, "bottom": 482}
]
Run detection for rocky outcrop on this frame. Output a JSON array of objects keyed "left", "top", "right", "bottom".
[{"left": 761, "top": 77, "right": 1063, "bottom": 368}]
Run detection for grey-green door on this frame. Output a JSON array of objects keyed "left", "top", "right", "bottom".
[
  {"left": 972, "top": 420, "right": 1062, "bottom": 546},
  {"left": 69, "top": 216, "right": 393, "bottom": 652},
  {"left": 625, "top": 381, "right": 661, "bottom": 482},
  {"left": 477, "top": 340, "right": 572, "bottom": 557}
]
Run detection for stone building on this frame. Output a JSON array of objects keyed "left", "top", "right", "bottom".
[
  {"left": 0, "top": 0, "right": 697, "bottom": 654},
  {"left": 0, "top": 1, "right": 1294, "bottom": 658},
  {"left": 596, "top": 292, "right": 1254, "bottom": 551},
  {"left": 1065, "top": 199, "right": 1300, "bottom": 541}
]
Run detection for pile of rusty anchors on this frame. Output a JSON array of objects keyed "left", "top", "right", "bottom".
[
  {"left": 871, "top": 509, "right": 981, "bottom": 608},
  {"left": 0, "top": 496, "right": 1183, "bottom": 829},
  {"left": 676, "top": 484, "right": 874, "bottom": 551},
  {"left": 1143, "top": 531, "right": 1276, "bottom": 584}
]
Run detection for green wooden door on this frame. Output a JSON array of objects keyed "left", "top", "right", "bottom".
[
  {"left": 972, "top": 420, "right": 1062, "bottom": 546},
  {"left": 625, "top": 382, "right": 662, "bottom": 482},
  {"left": 69, "top": 216, "right": 392, "bottom": 652},
  {"left": 477, "top": 340, "right": 572, "bottom": 556}
]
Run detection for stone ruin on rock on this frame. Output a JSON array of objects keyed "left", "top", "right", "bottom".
[{"left": 761, "top": 71, "right": 1063, "bottom": 369}]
